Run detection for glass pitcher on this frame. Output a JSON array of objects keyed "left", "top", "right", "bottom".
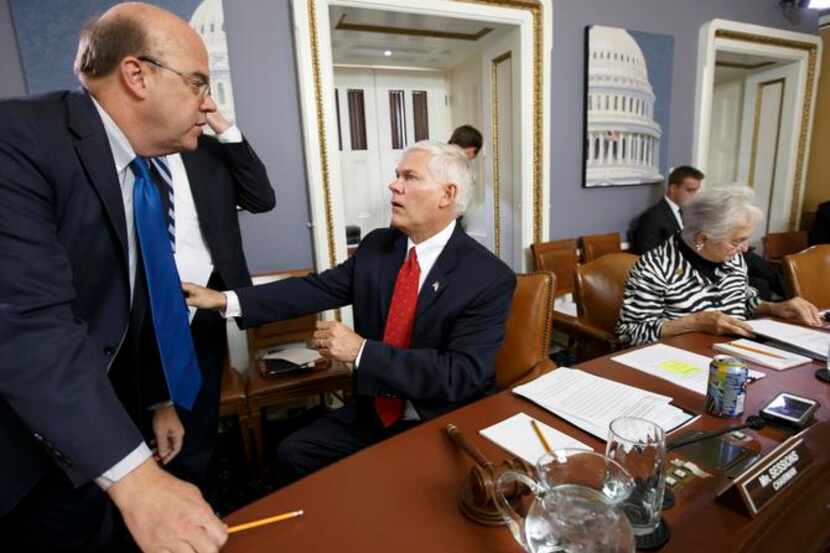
[{"left": 494, "top": 449, "right": 636, "bottom": 553}]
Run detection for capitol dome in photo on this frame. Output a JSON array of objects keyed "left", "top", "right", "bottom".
[
  {"left": 191, "top": 0, "right": 236, "bottom": 125},
  {"left": 585, "top": 25, "right": 663, "bottom": 187}
]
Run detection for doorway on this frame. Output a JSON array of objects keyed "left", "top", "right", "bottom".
[
  {"left": 292, "top": 0, "right": 551, "bottom": 288},
  {"left": 693, "top": 19, "right": 822, "bottom": 246}
]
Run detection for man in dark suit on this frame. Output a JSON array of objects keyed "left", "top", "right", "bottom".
[
  {"left": 184, "top": 141, "right": 516, "bottom": 481},
  {"left": 0, "top": 4, "right": 227, "bottom": 551},
  {"left": 809, "top": 200, "right": 830, "bottom": 245},
  {"left": 631, "top": 166, "right": 703, "bottom": 255},
  {"left": 147, "top": 108, "right": 274, "bottom": 493}
]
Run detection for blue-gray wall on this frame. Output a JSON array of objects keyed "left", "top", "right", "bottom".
[{"left": 0, "top": 0, "right": 819, "bottom": 269}]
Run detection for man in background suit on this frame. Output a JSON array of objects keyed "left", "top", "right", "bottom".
[
  {"left": 148, "top": 108, "right": 274, "bottom": 494},
  {"left": 631, "top": 165, "right": 703, "bottom": 255},
  {"left": 449, "top": 124, "right": 483, "bottom": 160},
  {"left": 184, "top": 141, "right": 516, "bottom": 481},
  {"left": 0, "top": 4, "right": 226, "bottom": 551},
  {"left": 809, "top": 200, "right": 830, "bottom": 245}
]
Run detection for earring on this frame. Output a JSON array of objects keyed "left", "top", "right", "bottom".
[{"left": 695, "top": 242, "right": 704, "bottom": 252}]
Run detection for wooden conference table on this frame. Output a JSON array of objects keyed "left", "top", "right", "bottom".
[{"left": 223, "top": 333, "right": 830, "bottom": 552}]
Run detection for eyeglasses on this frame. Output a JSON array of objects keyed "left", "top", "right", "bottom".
[{"left": 138, "top": 56, "right": 211, "bottom": 99}]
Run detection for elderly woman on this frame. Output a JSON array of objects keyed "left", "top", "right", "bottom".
[{"left": 616, "top": 186, "right": 822, "bottom": 346}]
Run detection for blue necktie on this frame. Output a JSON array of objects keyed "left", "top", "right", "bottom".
[
  {"left": 150, "top": 156, "right": 176, "bottom": 252},
  {"left": 131, "top": 157, "right": 201, "bottom": 410}
]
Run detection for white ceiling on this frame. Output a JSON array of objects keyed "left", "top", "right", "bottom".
[
  {"left": 714, "top": 51, "right": 785, "bottom": 84},
  {"left": 329, "top": 6, "right": 513, "bottom": 70}
]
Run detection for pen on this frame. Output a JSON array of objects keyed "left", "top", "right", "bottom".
[{"left": 728, "top": 341, "right": 788, "bottom": 360}]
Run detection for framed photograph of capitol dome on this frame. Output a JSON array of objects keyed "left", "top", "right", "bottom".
[{"left": 583, "top": 25, "right": 674, "bottom": 188}]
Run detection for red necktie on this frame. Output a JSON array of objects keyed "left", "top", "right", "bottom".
[{"left": 375, "top": 247, "right": 420, "bottom": 427}]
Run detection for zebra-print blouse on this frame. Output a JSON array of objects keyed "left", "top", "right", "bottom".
[{"left": 616, "top": 235, "right": 761, "bottom": 346}]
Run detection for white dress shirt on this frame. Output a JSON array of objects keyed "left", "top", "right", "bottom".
[
  {"left": 664, "top": 196, "right": 683, "bottom": 229},
  {"left": 224, "top": 219, "right": 457, "bottom": 421}
]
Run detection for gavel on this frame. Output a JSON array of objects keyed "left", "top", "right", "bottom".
[{"left": 445, "top": 424, "right": 534, "bottom": 526}]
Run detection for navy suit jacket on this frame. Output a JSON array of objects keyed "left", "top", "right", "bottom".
[
  {"left": 0, "top": 89, "right": 273, "bottom": 516},
  {"left": 809, "top": 201, "right": 830, "bottom": 246},
  {"left": 632, "top": 197, "right": 680, "bottom": 255},
  {"left": 235, "top": 224, "right": 516, "bottom": 420}
]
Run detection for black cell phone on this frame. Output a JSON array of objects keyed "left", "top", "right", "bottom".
[
  {"left": 760, "top": 392, "right": 820, "bottom": 428},
  {"left": 261, "top": 359, "right": 311, "bottom": 377}
]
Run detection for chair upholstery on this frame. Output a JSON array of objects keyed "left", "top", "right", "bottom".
[
  {"left": 783, "top": 245, "right": 830, "bottom": 308},
  {"left": 531, "top": 239, "right": 579, "bottom": 296},
  {"left": 580, "top": 232, "right": 621, "bottom": 263},
  {"left": 763, "top": 231, "right": 808, "bottom": 261},
  {"left": 574, "top": 253, "right": 638, "bottom": 352},
  {"left": 495, "top": 272, "right": 558, "bottom": 389}
]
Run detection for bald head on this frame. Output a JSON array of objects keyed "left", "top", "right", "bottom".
[{"left": 75, "top": 2, "right": 205, "bottom": 82}]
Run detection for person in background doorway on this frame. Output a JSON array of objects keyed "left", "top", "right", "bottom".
[{"left": 449, "top": 124, "right": 483, "bottom": 160}]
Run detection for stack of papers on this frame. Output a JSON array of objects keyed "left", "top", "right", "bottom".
[
  {"left": 611, "top": 344, "right": 765, "bottom": 395},
  {"left": 713, "top": 339, "right": 811, "bottom": 370},
  {"left": 479, "top": 412, "right": 593, "bottom": 464},
  {"left": 747, "top": 319, "right": 830, "bottom": 361},
  {"left": 512, "top": 368, "right": 695, "bottom": 441}
]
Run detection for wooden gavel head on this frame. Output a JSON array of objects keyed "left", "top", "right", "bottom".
[{"left": 446, "top": 423, "right": 535, "bottom": 526}]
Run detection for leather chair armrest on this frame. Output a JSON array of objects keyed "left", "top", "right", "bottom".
[
  {"left": 564, "top": 317, "right": 617, "bottom": 345},
  {"left": 513, "top": 358, "right": 558, "bottom": 387}
]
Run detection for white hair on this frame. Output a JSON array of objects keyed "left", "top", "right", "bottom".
[
  {"left": 680, "top": 184, "right": 764, "bottom": 242},
  {"left": 405, "top": 140, "right": 473, "bottom": 216}
]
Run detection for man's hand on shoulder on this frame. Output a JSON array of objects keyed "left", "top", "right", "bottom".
[
  {"left": 312, "top": 320, "right": 363, "bottom": 363},
  {"left": 108, "top": 458, "right": 227, "bottom": 552},
  {"left": 183, "top": 282, "right": 227, "bottom": 312}
]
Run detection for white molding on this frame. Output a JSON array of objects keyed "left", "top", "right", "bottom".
[
  {"left": 292, "top": 0, "right": 552, "bottom": 274},
  {"left": 692, "top": 19, "right": 822, "bottom": 229}
]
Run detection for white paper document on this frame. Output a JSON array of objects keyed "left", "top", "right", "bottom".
[
  {"left": 611, "top": 344, "right": 765, "bottom": 395},
  {"left": 747, "top": 319, "right": 830, "bottom": 360},
  {"left": 512, "top": 368, "right": 695, "bottom": 441},
  {"left": 261, "top": 346, "right": 321, "bottom": 366},
  {"left": 479, "top": 412, "right": 593, "bottom": 464},
  {"left": 712, "top": 339, "right": 812, "bottom": 371}
]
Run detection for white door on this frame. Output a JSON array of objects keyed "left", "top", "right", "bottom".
[
  {"left": 706, "top": 79, "right": 744, "bottom": 186},
  {"left": 335, "top": 68, "right": 451, "bottom": 241},
  {"left": 334, "top": 68, "right": 383, "bottom": 241},
  {"left": 736, "top": 62, "right": 800, "bottom": 245}
]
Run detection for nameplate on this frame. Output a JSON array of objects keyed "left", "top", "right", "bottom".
[{"left": 716, "top": 430, "right": 813, "bottom": 517}]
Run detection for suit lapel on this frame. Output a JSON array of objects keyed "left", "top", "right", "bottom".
[
  {"left": 662, "top": 198, "right": 681, "bottom": 233},
  {"left": 180, "top": 148, "right": 215, "bottom": 246},
  {"left": 415, "top": 224, "right": 463, "bottom": 320},
  {"left": 379, "top": 231, "right": 408, "bottom": 322},
  {"left": 67, "top": 91, "right": 129, "bottom": 265}
]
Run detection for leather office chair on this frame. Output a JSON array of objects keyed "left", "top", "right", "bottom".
[
  {"left": 782, "top": 245, "right": 830, "bottom": 308},
  {"left": 763, "top": 231, "right": 808, "bottom": 262},
  {"left": 531, "top": 239, "right": 578, "bottom": 296},
  {"left": 580, "top": 232, "right": 621, "bottom": 263},
  {"left": 573, "top": 253, "right": 638, "bottom": 357},
  {"left": 244, "top": 269, "right": 352, "bottom": 477},
  {"left": 495, "top": 272, "right": 558, "bottom": 389}
]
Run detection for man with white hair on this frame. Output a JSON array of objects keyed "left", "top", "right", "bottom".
[{"left": 183, "top": 141, "right": 516, "bottom": 479}]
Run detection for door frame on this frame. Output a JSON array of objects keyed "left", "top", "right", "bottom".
[
  {"left": 292, "top": 0, "right": 552, "bottom": 276},
  {"left": 692, "top": 18, "right": 822, "bottom": 230}
]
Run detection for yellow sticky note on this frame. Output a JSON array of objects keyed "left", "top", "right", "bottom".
[{"left": 658, "top": 360, "right": 702, "bottom": 376}]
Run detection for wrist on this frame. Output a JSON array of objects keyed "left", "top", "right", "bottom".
[{"left": 107, "top": 457, "right": 160, "bottom": 505}]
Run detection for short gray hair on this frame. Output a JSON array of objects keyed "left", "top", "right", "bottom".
[
  {"left": 74, "top": 13, "right": 151, "bottom": 79},
  {"left": 680, "top": 184, "right": 763, "bottom": 242},
  {"left": 406, "top": 140, "right": 472, "bottom": 215}
]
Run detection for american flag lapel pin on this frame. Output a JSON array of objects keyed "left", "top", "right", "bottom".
[{"left": 432, "top": 281, "right": 440, "bottom": 293}]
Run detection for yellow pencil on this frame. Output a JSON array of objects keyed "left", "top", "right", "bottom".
[
  {"left": 228, "top": 509, "right": 304, "bottom": 534},
  {"left": 531, "top": 419, "right": 553, "bottom": 454},
  {"left": 729, "top": 341, "right": 788, "bottom": 360}
]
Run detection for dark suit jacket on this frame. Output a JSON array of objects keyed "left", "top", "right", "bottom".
[
  {"left": 0, "top": 89, "right": 273, "bottom": 516},
  {"left": 235, "top": 224, "right": 517, "bottom": 420},
  {"left": 809, "top": 201, "right": 830, "bottom": 246},
  {"left": 631, "top": 197, "right": 680, "bottom": 255}
]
